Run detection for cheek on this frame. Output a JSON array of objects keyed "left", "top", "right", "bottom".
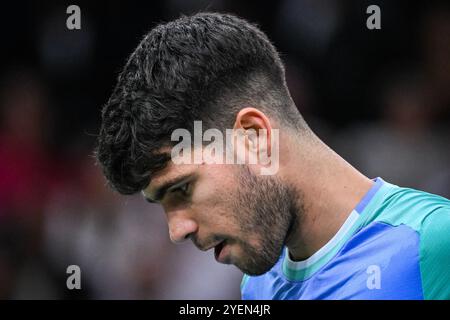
[
  {"left": 193, "top": 169, "right": 237, "bottom": 208},
  {"left": 191, "top": 166, "right": 242, "bottom": 227},
  {"left": 192, "top": 181, "right": 223, "bottom": 208},
  {"left": 191, "top": 184, "right": 239, "bottom": 230}
]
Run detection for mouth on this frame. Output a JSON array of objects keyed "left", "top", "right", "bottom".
[{"left": 214, "top": 240, "right": 228, "bottom": 263}]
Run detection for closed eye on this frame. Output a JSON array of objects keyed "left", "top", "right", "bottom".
[
  {"left": 169, "top": 182, "right": 190, "bottom": 196},
  {"left": 144, "top": 173, "right": 197, "bottom": 204}
]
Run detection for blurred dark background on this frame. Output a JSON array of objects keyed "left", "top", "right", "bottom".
[{"left": 0, "top": 0, "right": 449, "bottom": 299}]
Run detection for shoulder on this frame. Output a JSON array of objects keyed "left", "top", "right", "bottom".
[
  {"left": 374, "top": 182, "right": 450, "bottom": 231},
  {"left": 366, "top": 183, "right": 450, "bottom": 299},
  {"left": 418, "top": 207, "right": 450, "bottom": 300}
]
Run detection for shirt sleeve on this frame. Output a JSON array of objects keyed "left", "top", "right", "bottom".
[{"left": 419, "top": 208, "right": 450, "bottom": 300}]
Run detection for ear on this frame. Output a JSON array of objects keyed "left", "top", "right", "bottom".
[{"left": 233, "top": 107, "right": 273, "bottom": 157}]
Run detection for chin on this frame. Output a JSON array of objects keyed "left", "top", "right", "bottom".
[
  {"left": 237, "top": 265, "right": 273, "bottom": 276},
  {"left": 234, "top": 257, "right": 277, "bottom": 276}
]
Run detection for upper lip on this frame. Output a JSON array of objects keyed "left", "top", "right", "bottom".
[{"left": 198, "top": 240, "right": 224, "bottom": 252}]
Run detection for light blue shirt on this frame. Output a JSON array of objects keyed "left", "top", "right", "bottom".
[{"left": 241, "top": 178, "right": 450, "bottom": 299}]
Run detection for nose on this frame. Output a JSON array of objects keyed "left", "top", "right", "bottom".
[{"left": 167, "top": 214, "right": 198, "bottom": 244}]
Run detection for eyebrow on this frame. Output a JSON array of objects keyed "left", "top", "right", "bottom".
[{"left": 143, "top": 173, "right": 194, "bottom": 203}]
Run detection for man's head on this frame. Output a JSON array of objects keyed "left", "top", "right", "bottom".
[{"left": 96, "top": 12, "right": 309, "bottom": 275}]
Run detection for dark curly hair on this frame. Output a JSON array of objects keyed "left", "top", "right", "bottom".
[{"left": 95, "top": 12, "right": 305, "bottom": 195}]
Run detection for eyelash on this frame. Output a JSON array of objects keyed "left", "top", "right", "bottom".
[{"left": 171, "top": 182, "right": 190, "bottom": 196}]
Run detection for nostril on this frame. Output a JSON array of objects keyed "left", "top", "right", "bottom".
[{"left": 169, "top": 219, "right": 197, "bottom": 243}]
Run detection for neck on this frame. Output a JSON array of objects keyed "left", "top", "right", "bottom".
[{"left": 283, "top": 136, "right": 373, "bottom": 261}]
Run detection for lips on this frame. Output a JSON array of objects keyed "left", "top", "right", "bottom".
[{"left": 214, "top": 240, "right": 226, "bottom": 262}]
